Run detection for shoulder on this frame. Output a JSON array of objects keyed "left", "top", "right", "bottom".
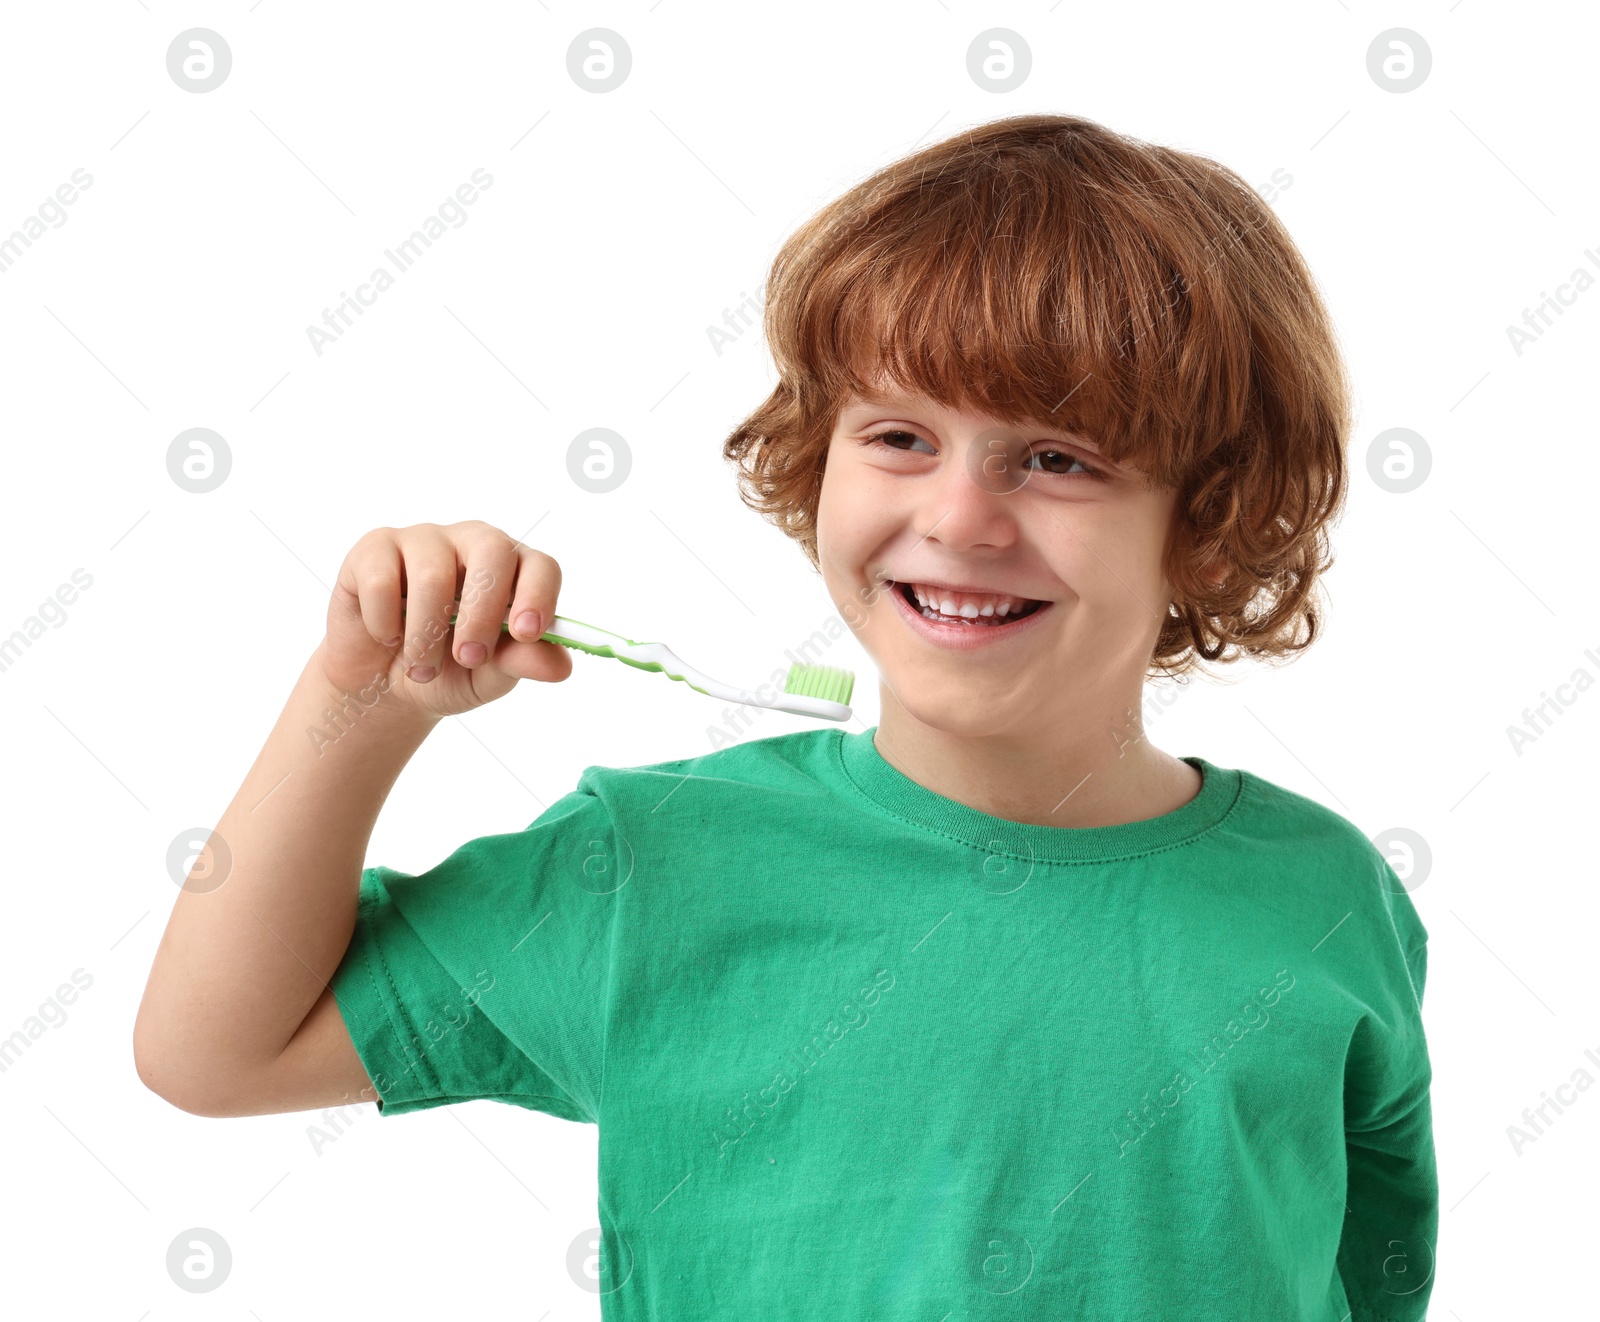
[
  {"left": 1229, "top": 762, "right": 1429, "bottom": 955},
  {"left": 1231, "top": 764, "right": 1371, "bottom": 854},
  {"left": 571, "top": 727, "right": 845, "bottom": 815}
]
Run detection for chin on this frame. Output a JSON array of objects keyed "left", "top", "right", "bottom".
[{"left": 882, "top": 670, "right": 1037, "bottom": 738}]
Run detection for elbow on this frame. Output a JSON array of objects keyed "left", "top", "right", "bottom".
[{"left": 132, "top": 1020, "right": 231, "bottom": 1119}]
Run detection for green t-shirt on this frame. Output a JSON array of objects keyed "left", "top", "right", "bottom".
[{"left": 333, "top": 726, "right": 1436, "bottom": 1321}]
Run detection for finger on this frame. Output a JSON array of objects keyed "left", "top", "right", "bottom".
[
  {"left": 396, "top": 525, "right": 459, "bottom": 683},
  {"left": 341, "top": 528, "right": 405, "bottom": 648},
  {"left": 490, "top": 632, "right": 575, "bottom": 685},
  {"left": 449, "top": 523, "right": 517, "bottom": 669},
  {"left": 505, "top": 541, "right": 562, "bottom": 642}
]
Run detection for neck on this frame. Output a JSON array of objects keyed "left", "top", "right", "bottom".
[{"left": 871, "top": 683, "right": 1200, "bottom": 829}]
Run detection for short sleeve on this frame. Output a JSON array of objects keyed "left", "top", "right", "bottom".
[{"left": 332, "top": 785, "right": 623, "bottom": 1123}]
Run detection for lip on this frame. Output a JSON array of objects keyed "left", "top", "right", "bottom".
[
  {"left": 893, "top": 577, "right": 1053, "bottom": 603},
  {"left": 885, "top": 578, "right": 1055, "bottom": 651}
]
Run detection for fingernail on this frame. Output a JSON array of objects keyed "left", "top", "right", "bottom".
[
  {"left": 514, "top": 610, "right": 542, "bottom": 638},
  {"left": 383, "top": 634, "right": 402, "bottom": 648},
  {"left": 408, "top": 664, "right": 436, "bottom": 683},
  {"left": 458, "top": 641, "right": 487, "bottom": 667}
]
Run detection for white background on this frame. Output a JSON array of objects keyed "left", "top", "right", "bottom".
[{"left": 0, "top": 1, "right": 1594, "bottom": 1317}]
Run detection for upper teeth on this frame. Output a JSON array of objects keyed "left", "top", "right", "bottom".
[{"left": 906, "top": 582, "right": 1038, "bottom": 618}]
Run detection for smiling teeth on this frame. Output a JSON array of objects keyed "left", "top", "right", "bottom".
[{"left": 907, "top": 583, "right": 1036, "bottom": 618}]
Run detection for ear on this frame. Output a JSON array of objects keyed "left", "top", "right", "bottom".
[{"left": 1198, "top": 554, "right": 1229, "bottom": 590}]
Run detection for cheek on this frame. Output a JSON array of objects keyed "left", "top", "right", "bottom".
[
  {"left": 816, "top": 455, "right": 894, "bottom": 629},
  {"left": 815, "top": 447, "right": 863, "bottom": 555},
  {"left": 814, "top": 461, "right": 853, "bottom": 581},
  {"left": 815, "top": 476, "right": 838, "bottom": 564},
  {"left": 1077, "top": 505, "right": 1175, "bottom": 610},
  {"left": 1038, "top": 502, "right": 1170, "bottom": 613}
]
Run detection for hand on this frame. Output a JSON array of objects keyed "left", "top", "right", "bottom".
[{"left": 319, "top": 520, "right": 573, "bottom": 721}]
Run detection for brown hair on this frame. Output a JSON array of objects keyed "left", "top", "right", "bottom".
[{"left": 721, "top": 113, "right": 1351, "bottom": 678}]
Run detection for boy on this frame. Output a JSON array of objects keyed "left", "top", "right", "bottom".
[{"left": 135, "top": 113, "right": 1437, "bottom": 1320}]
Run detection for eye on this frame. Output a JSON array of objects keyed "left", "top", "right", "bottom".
[
  {"left": 863, "top": 430, "right": 1108, "bottom": 481},
  {"left": 1028, "top": 446, "right": 1108, "bottom": 481},
  {"left": 862, "top": 428, "right": 936, "bottom": 455}
]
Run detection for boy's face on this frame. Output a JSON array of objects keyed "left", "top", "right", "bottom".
[{"left": 816, "top": 383, "right": 1182, "bottom": 737}]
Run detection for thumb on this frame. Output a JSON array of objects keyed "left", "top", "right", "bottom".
[{"left": 488, "top": 633, "right": 576, "bottom": 685}]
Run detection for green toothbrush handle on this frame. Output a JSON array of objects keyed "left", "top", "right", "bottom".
[
  {"left": 422, "top": 608, "right": 650, "bottom": 665},
  {"left": 404, "top": 605, "right": 851, "bottom": 715},
  {"left": 534, "top": 615, "right": 655, "bottom": 667}
]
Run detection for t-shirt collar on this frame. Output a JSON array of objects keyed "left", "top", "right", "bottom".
[{"left": 834, "top": 726, "right": 1240, "bottom": 864}]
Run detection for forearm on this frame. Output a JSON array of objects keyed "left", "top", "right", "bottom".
[{"left": 134, "top": 644, "right": 437, "bottom": 1109}]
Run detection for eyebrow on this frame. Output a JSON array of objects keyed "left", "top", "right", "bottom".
[{"left": 843, "top": 386, "right": 907, "bottom": 409}]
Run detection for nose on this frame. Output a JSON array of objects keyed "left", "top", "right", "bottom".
[{"left": 911, "top": 433, "right": 1026, "bottom": 553}]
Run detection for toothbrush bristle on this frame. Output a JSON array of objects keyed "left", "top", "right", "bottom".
[{"left": 783, "top": 663, "right": 854, "bottom": 707}]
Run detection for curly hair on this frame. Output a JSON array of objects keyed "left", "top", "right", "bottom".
[{"left": 721, "top": 113, "right": 1351, "bottom": 679}]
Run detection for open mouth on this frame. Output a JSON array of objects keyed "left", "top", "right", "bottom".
[{"left": 889, "top": 580, "right": 1049, "bottom": 628}]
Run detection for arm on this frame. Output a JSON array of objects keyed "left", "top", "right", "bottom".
[
  {"left": 1336, "top": 932, "right": 1438, "bottom": 1320},
  {"left": 133, "top": 644, "right": 438, "bottom": 1116},
  {"left": 133, "top": 521, "right": 569, "bottom": 1117}
]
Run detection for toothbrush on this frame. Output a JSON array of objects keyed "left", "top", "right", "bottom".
[{"left": 398, "top": 604, "right": 854, "bottom": 722}]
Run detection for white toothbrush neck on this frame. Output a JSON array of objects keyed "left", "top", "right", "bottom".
[{"left": 548, "top": 616, "right": 850, "bottom": 722}]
